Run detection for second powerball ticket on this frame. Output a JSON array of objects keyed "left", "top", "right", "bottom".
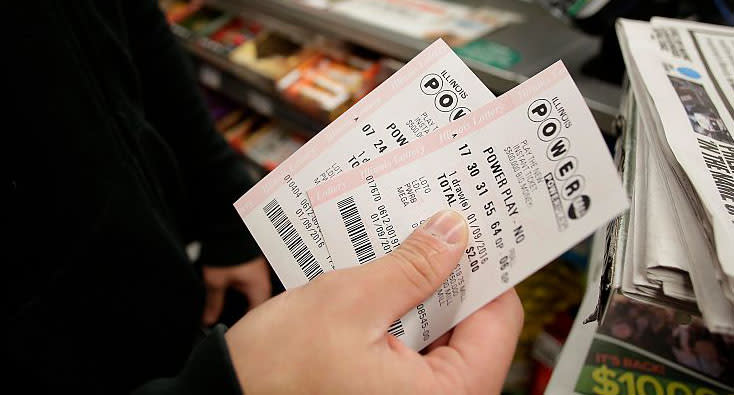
[
  {"left": 234, "top": 39, "right": 495, "bottom": 289},
  {"left": 307, "top": 61, "right": 628, "bottom": 350}
]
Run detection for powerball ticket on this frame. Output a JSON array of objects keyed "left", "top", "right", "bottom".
[
  {"left": 307, "top": 61, "right": 628, "bottom": 350},
  {"left": 234, "top": 39, "right": 495, "bottom": 289}
]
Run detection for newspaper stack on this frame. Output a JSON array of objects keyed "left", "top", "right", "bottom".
[{"left": 616, "top": 18, "right": 734, "bottom": 334}]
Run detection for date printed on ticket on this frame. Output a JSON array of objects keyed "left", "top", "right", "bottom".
[{"left": 307, "top": 61, "right": 628, "bottom": 350}]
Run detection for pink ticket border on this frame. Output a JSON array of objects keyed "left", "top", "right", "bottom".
[
  {"left": 308, "top": 61, "right": 570, "bottom": 207},
  {"left": 234, "top": 39, "right": 453, "bottom": 216}
]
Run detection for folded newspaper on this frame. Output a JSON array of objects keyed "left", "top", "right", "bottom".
[
  {"left": 616, "top": 18, "right": 734, "bottom": 335},
  {"left": 547, "top": 46, "right": 734, "bottom": 394},
  {"left": 234, "top": 39, "right": 627, "bottom": 350}
]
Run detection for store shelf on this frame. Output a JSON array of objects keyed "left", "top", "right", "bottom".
[
  {"left": 181, "top": 39, "right": 327, "bottom": 135},
  {"left": 207, "top": 0, "right": 621, "bottom": 134}
]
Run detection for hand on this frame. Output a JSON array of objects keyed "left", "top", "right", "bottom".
[
  {"left": 225, "top": 210, "right": 524, "bottom": 394},
  {"left": 202, "top": 256, "right": 272, "bottom": 326}
]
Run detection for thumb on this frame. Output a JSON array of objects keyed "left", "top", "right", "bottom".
[{"left": 354, "top": 210, "right": 467, "bottom": 325}]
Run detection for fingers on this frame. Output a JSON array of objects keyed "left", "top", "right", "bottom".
[
  {"left": 352, "top": 210, "right": 468, "bottom": 325},
  {"left": 244, "top": 258, "right": 272, "bottom": 308},
  {"left": 202, "top": 285, "right": 226, "bottom": 326},
  {"left": 426, "top": 289, "right": 524, "bottom": 394}
]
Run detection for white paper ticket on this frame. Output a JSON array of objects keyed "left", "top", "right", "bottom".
[
  {"left": 234, "top": 39, "right": 495, "bottom": 289},
  {"left": 307, "top": 61, "right": 628, "bottom": 350}
]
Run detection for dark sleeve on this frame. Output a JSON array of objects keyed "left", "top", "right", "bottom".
[
  {"left": 123, "top": 0, "right": 260, "bottom": 266},
  {"left": 133, "top": 325, "right": 243, "bottom": 395}
]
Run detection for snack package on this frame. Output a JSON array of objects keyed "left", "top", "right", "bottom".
[
  {"left": 198, "top": 17, "right": 263, "bottom": 56},
  {"left": 229, "top": 31, "right": 314, "bottom": 81},
  {"left": 276, "top": 52, "right": 381, "bottom": 120}
]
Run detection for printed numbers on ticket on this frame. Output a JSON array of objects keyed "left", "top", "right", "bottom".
[
  {"left": 307, "top": 62, "right": 628, "bottom": 350},
  {"left": 234, "top": 39, "right": 495, "bottom": 289}
]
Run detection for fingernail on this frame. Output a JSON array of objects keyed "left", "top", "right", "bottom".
[{"left": 424, "top": 210, "right": 465, "bottom": 245}]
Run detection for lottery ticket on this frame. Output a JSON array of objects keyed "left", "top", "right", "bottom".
[
  {"left": 307, "top": 61, "right": 628, "bottom": 350},
  {"left": 234, "top": 39, "right": 495, "bottom": 289}
]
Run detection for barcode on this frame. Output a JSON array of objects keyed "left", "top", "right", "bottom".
[
  {"left": 387, "top": 319, "right": 405, "bottom": 338},
  {"left": 337, "top": 196, "right": 376, "bottom": 264},
  {"left": 264, "top": 199, "right": 323, "bottom": 281}
]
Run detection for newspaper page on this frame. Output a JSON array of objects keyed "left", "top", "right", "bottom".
[
  {"left": 626, "top": 114, "right": 655, "bottom": 294},
  {"left": 629, "top": 81, "right": 695, "bottom": 302},
  {"left": 644, "top": 142, "right": 696, "bottom": 302},
  {"left": 645, "top": 18, "right": 734, "bottom": 279},
  {"left": 641, "top": 97, "right": 696, "bottom": 302},
  {"left": 617, "top": 19, "right": 734, "bottom": 334}
]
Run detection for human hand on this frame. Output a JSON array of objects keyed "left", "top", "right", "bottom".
[
  {"left": 202, "top": 256, "right": 272, "bottom": 326},
  {"left": 225, "top": 210, "right": 524, "bottom": 394}
]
